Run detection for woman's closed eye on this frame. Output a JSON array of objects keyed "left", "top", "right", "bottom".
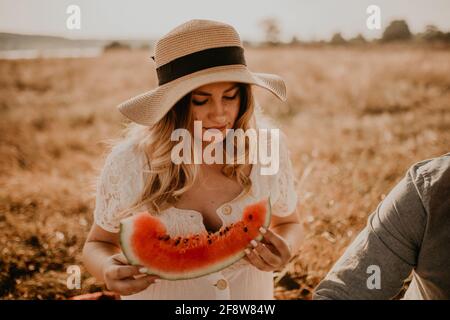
[
  {"left": 223, "top": 91, "right": 239, "bottom": 100},
  {"left": 192, "top": 92, "right": 238, "bottom": 106},
  {"left": 192, "top": 99, "right": 208, "bottom": 106}
]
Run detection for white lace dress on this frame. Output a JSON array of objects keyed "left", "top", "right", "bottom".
[{"left": 93, "top": 112, "right": 298, "bottom": 300}]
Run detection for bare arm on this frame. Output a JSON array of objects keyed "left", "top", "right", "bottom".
[
  {"left": 82, "top": 224, "right": 122, "bottom": 282},
  {"left": 82, "top": 223, "right": 160, "bottom": 296},
  {"left": 270, "top": 207, "right": 303, "bottom": 255}
]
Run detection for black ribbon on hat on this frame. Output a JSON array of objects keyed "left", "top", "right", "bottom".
[{"left": 154, "top": 46, "right": 246, "bottom": 86}]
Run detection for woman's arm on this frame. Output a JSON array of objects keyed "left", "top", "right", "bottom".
[
  {"left": 82, "top": 224, "right": 122, "bottom": 282},
  {"left": 82, "top": 223, "right": 160, "bottom": 296},
  {"left": 270, "top": 207, "right": 303, "bottom": 256}
]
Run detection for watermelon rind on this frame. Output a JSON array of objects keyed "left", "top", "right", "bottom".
[{"left": 119, "top": 197, "right": 272, "bottom": 280}]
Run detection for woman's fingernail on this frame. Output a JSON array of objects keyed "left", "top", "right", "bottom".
[
  {"left": 139, "top": 267, "right": 148, "bottom": 274},
  {"left": 259, "top": 227, "right": 267, "bottom": 234},
  {"left": 250, "top": 240, "right": 258, "bottom": 247},
  {"left": 244, "top": 249, "right": 251, "bottom": 255}
]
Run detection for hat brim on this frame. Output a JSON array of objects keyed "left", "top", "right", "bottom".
[{"left": 117, "top": 64, "right": 287, "bottom": 126}]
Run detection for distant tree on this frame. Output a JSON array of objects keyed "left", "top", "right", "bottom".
[
  {"left": 104, "top": 41, "right": 130, "bottom": 51},
  {"left": 349, "top": 33, "right": 367, "bottom": 44},
  {"left": 290, "top": 35, "right": 301, "bottom": 46},
  {"left": 421, "top": 25, "right": 450, "bottom": 42},
  {"left": 259, "top": 18, "right": 281, "bottom": 46},
  {"left": 382, "top": 20, "right": 412, "bottom": 42},
  {"left": 330, "top": 33, "right": 347, "bottom": 45}
]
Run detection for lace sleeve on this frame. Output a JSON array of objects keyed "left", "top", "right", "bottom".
[
  {"left": 269, "top": 131, "right": 298, "bottom": 217},
  {"left": 93, "top": 141, "right": 146, "bottom": 233}
]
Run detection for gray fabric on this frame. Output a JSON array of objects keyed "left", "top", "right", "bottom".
[{"left": 313, "top": 152, "right": 450, "bottom": 300}]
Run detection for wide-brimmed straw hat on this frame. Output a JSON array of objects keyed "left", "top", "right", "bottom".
[{"left": 117, "top": 19, "right": 287, "bottom": 126}]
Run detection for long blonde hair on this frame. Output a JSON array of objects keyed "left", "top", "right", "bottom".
[{"left": 109, "top": 83, "right": 258, "bottom": 217}]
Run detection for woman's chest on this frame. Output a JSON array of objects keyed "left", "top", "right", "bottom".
[{"left": 174, "top": 169, "right": 247, "bottom": 232}]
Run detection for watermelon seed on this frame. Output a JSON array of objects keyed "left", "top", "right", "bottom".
[
  {"left": 243, "top": 226, "right": 248, "bottom": 232},
  {"left": 248, "top": 214, "right": 253, "bottom": 220},
  {"left": 208, "top": 239, "right": 212, "bottom": 245},
  {"left": 175, "top": 238, "right": 181, "bottom": 245}
]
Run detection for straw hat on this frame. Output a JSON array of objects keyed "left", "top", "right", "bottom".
[{"left": 117, "top": 19, "right": 287, "bottom": 126}]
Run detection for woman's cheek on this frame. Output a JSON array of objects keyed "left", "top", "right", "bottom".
[{"left": 191, "top": 107, "right": 207, "bottom": 122}]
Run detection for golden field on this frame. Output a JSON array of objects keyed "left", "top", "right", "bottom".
[{"left": 0, "top": 45, "right": 449, "bottom": 299}]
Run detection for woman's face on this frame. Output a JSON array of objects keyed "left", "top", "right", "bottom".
[{"left": 189, "top": 81, "right": 241, "bottom": 145}]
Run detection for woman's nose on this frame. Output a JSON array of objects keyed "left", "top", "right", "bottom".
[{"left": 210, "top": 100, "right": 226, "bottom": 120}]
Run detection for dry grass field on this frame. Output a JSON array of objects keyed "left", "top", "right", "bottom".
[{"left": 0, "top": 45, "right": 449, "bottom": 299}]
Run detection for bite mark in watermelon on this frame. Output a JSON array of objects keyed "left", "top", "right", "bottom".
[{"left": 119, "top": 197, "right": 272, "bottom": 280}]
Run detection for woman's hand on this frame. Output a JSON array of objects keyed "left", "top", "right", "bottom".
[
  {"left": 102, "top": 253, "right": 161, "bottom": 296},
  {"left": 244, "top": 227, "right": 293, "bottom": 272}
]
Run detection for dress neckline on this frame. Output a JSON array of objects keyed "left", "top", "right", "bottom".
[{"left": 169, "top": 161, "right": 258, "bottom": 226}]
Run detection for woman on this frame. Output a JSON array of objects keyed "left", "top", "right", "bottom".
[{"left": 83, "top": 19, "right": 303, "bottom": 300}]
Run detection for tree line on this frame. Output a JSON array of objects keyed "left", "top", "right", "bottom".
[{"left": 258, "top": 18, "right": 450, "bottom": 46}]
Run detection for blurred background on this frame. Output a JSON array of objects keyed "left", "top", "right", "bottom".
[{"left": 0, "top": 0, "right": 449, "bottom": 299}]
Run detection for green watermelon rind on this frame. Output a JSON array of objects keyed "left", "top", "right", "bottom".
[{"left": 119, "top": 197, "right": 272, "bottom": 281}]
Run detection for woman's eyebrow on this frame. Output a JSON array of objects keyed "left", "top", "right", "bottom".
[{"left": 192, "top": 84, "right": 239, "bottom": 96}]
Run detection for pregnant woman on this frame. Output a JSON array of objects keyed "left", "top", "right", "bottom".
[{"left": 82, "top": 19, "right": 303, "bottom": 299}]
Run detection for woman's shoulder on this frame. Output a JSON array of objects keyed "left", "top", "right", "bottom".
[
  {"left": 98, "top": 137, "right": 148, "bottom": 186},
  {"left": 254, "top": 106, "right": 278, "bottom": 130},
  {"left": 107, "top": 137, "right": 145, "bottom": 164},
  {"left": 253, "top": 107, "right": 290, "bottom": 159}
]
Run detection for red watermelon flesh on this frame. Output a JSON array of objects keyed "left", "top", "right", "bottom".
[{"left": 120, "top": 197, "right": 272, "bottom": 280}]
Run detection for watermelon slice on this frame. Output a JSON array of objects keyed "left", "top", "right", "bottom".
[{"left": 120, "top": 197, "right": 272, "bottom": 280}]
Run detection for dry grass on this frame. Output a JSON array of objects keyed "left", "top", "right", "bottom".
[{"left": 0, "top": 45, "right": 449, "bottom": 299}]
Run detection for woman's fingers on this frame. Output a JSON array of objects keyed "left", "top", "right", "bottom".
[
  {"left": 111, "top": 252, "right": 129, "bottom": 265},
  {"left": 111, "top": 275, "right": 159, "bottom": 296},
  {"left": 103, "top": 252, "right": 162, "bottom": 295},
  {"left": 244, "top": 248, "right": 272, "bottom": 271},
  {"left": 106, "top": 264, "right": 140, "bottom": 280},
  {"left": 251, "top": 242, "right": 282, "bottom": 267},
  {"left": 243, "top": 228, "right": 294, "bottom": 271},
  {"left": 259, "top": 228, "right": 292, "bottom": 262}
]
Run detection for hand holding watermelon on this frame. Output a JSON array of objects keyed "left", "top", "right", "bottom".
[
  {"left": 243, "top": 227, "right": 293, "bottom": 272},
  {"left": 119, "top": 198, "right": 272, "bottom": 280},
  {"left": 102, "top": 252, "right": 161, "bottom": 296}
]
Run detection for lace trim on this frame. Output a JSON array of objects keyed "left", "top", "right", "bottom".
[
  {"left": 270, "top": 131, "right": 298, "bottom": 217},
  {"left": 93, "top": 140, "right": 146, "bottom": 232}
]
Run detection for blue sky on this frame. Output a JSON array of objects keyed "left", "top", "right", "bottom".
[{"left": 1, "top": 0, "right": 449, "bottom": 41}]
